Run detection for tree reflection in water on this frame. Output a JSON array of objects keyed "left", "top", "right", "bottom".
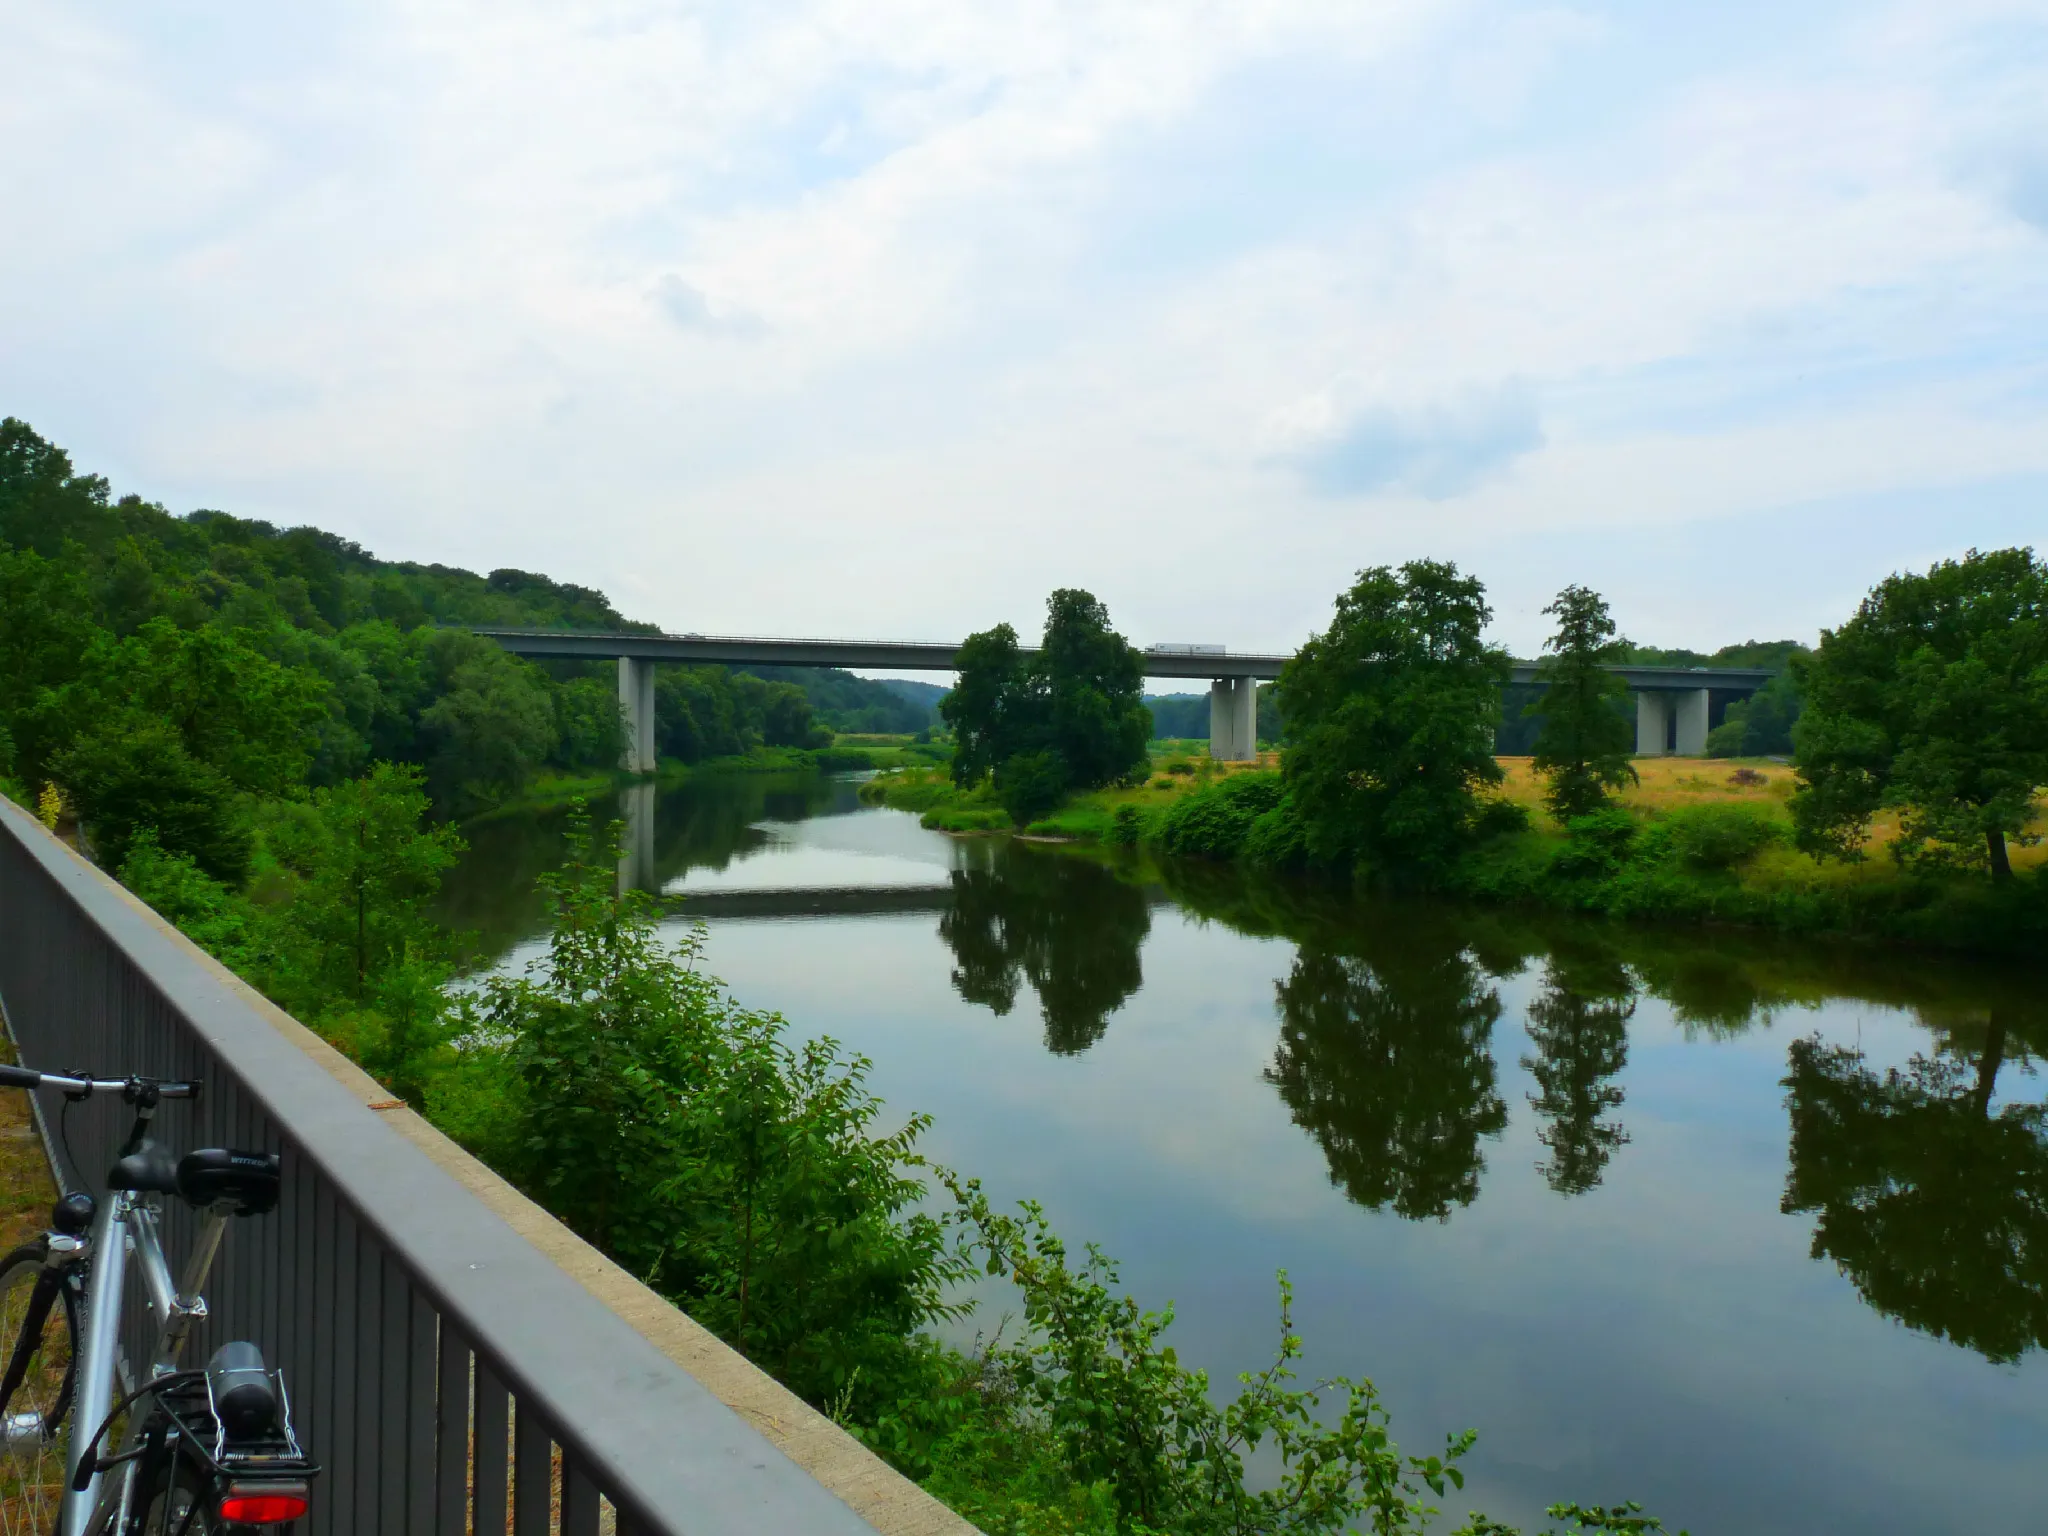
[
  {"left": 1782, "top": 1012, "right": 2048, "bottom": 1363},
  {"left": 1266, "top": 919, "right": 1510, "bottom": 1221},
  {"left": 1522, "top": 945, "right": 1635, "bottom": 1196},
  {"left": 938, "top": 846, "right": 1151, "bottom": 1054}
]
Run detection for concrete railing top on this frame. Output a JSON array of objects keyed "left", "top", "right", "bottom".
[{"left": 474, "top": 628, "right": 1778, "bottom": 692}]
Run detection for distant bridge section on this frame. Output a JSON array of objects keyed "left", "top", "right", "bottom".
[{"left": 474, "top": 628, "right": 1776, "bottom": 769}]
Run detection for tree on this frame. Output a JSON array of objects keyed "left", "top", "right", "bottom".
[
  {"left": 1781, "top": 1026, "right": 2048, "bottom": 1363},
  {"left": 940, "top": 592, "right": 1152, "bottom": 819},
  {"left": 1704, "top": 667, "right": 1804, "bottom": 758},
  {"left": 1266, "top": 919, "right": 1510, "bottom": 1220},
  {"left": 416, "top": 631, "right": 558, "bottom": 811},
  {"left": 1528, "top": 585, "right": 1636, "bottom": 821},
  {"left": 1521, "top": 951, "right": 1635, "bottom": 1195},
  {"left": 265, "top": 763, "right": 465, "bottom": 1002},
  {"left": 52, "top": 721, "right": 251, "bottom": 883},
  {"left": 1790, "top": 549, "right": 2048, "bottom": 879},
  {"left": 1276, "top": 561, "right": 1510, "bottom": 872},
  {"left": 942, "top": 623, "right": 1031, "bottom": 787},
  {"left": 1038, "top": 588, "right": 1150, "bottom": 790}
]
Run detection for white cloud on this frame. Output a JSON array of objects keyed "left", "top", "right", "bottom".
[{"left": 0, "top": 0, "right": 2043, "bottom": 656}]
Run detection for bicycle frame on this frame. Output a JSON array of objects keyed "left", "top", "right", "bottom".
[{"left": 63, "top": 1191, "right": 232, "bottom": 1536}]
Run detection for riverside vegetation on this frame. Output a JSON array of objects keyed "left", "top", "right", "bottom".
[
  {"left": 876, "top": 558, "right": 2047, "bottom": 958},
  {"left": 0, "top": 422, "right": 1681, "bottom": 1532}
]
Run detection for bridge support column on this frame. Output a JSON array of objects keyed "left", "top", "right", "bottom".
[
  {"left": 1209, "top": 677, "right": 1258, "bottom": 762},
  {"left": 1674, "top": 687, "right": 1711, "bottom": 757},
  {"left": 619, "top": 656, "right": 657, "bottom": 774},
  {"left": 1635, "top": 691, "right": 1670, "bottom": 757}
]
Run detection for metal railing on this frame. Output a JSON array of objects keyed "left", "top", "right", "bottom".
[{"left": 0, "top": 798, "right": 886, "bottom": 1536}]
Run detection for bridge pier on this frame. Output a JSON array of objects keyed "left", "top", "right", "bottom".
[
  {"left": 619, "top": 656, "right": 657, "bottom": 774},
  {"left": 1674, "top": 687, "right": 1710, "bottom": 757},
  {"left": 1209, "top": 677, "right": 1259, "bottom": 762},
  {"left": 1635, "top": 687, "right": 1712, "bottom": 756},
  {"left": 1635, "top": 691, "right": 1669, "bottom": 756}
]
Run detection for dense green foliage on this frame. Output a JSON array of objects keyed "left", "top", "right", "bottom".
[
  {"left": 1527, "top": 587, "right": 1636, "bottom": 821},
  {"left": 1275, "top": 562, "right": 1510, "bottom": 873},
  {"left": 1704, "top": 668, "right": 1803, "bottom": 758},
  {"left": 1790, "top": 548, "right": 2048, "bottom": 879},
  {"left": 943, "top": 591, "right": 1153, "bottom": 824},
  {"left": 0, "top": 417, "right": 918, "bottom": 835}
]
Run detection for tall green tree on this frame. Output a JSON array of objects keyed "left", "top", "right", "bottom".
[
  {"left": 1276, "top": 561, "right": 1510, "bottom": 872},
  {"left": 1790, "top": 548, "right": 2048, "bottom": 879},
  {"left": 1527, "top": 585, "right": 1636, "bottom": 821},
  {"left": 940, "top": 591, "right": 1151, "bottom": 823},
  {"left": 265, "top": 763, "right": 465, "bottom": 1002}
]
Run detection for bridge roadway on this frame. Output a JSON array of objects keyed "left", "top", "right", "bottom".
[{"left": 475, "top": 628, "right": 1775, "bottom": 770}]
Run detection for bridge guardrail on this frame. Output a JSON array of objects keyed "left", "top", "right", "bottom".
[{"left": 0, "top": 797, "right": 907, "bottom": 1536}]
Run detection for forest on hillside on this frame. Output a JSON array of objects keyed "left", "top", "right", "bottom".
[{"left": 0, "top": 418, "right": 928, "bottom": 864}]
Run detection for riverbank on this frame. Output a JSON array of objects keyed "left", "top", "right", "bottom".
[{"left": 860, "top": 753, "right": 2048, "bottom": 956}]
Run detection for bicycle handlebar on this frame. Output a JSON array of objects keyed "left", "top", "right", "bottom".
[{"left": 0, "top": 1065, "right": 200, "bottom": 1099}]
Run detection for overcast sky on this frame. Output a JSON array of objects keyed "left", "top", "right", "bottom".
[{"left": 5, "top": 0, "right": 2044, "bottom": 662}]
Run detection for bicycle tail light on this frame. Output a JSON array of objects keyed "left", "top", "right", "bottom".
[{"left": 216, "top": 1480, "right": 310, "bottom": 1524}]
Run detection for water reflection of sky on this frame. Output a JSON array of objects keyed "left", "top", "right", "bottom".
[{"left": 477, "top": 801, "right": 2048, "bottom": 1534}]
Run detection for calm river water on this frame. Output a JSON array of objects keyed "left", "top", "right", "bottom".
[{"left": 442, "top": 772, "right": 2048, "bottom": 1535}]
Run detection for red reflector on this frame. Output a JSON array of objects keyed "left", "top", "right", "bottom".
[{"left": 216, "top": 1492, "right": 309, "bottom": 1523}]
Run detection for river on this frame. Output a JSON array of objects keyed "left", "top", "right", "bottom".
[{"left": 441, "top": 771, "right": 2048, "bottom": 1534}]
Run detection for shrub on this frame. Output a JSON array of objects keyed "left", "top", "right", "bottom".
[
  {"left": 998, "top": 751, "right": 1068, "bottom": 828},
  {"left": 1157, "top": 772, "right": 1285, "bottom": 860},
  {"left": 1475, "top": 798, "right": 1532, "bottom": 838},
  {"left": 1647, "top": 804, "right": 1786, "bottom": 871},
  {"left": 1164, "top": 758, "right": 1196, "bottom": 776},
  {"left": 1728, "top": 767, "right": 1767, "bottom": 788},
  {"left": 1552, "top": 808, "right": 1637, "bottom": 879},
  {"left": 1105, "top": 804, "right": 1145, "bottom": 846}
]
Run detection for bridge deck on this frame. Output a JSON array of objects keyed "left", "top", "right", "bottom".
[{"left": 474, "top": 628, "right": 1776, "bottom": 691}]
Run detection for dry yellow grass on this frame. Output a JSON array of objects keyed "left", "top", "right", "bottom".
[{"left": 1496, "top": 755, "right": 2048, "bottom": 874}]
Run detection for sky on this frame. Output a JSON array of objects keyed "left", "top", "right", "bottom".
[{"left": 4, "top": 0, "right": 2045, "bottom": 662}]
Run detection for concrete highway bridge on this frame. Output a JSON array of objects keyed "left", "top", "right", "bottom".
[{"left": 476, "top": 628, "right": 1776, "bottom": 770}]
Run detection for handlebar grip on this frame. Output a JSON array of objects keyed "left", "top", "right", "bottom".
[{"left": 0, "top": 1066, "right": 40, "bottom": 1089}]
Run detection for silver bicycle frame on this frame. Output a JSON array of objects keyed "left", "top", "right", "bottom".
[{"left": 61, "top": 1193, "right": 230, "bottom": 1536}]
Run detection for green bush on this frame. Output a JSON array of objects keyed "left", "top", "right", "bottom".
[
  {"left": 999, "top": 751, "right": 1069, "bottom": 828},
  {"left": 1641, "top": 804, "right": 1785, "bottom": 871},
  {"left": 1551, "top": 808, "right": 1637, "bottom": 879},
  {"left": 1105, "top": 804, "right": 1145, "bottom": 846},
  {"left": 1475, "top": 798, "right": 1532, "bottom": 838},
  {"left": 1157, "top": 772, "right": 1285, "bottom": 860}
]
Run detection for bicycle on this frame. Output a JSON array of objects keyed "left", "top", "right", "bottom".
[{"left": 0, "top": 1065, "right": 317, "bottom": 1535}]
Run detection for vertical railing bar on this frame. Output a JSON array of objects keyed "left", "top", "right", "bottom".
[
  {"left": 511, "top": 1400, "right": 551, "bottom": 1536},
  {"left": 353, "top": 1203, "right": 381, "bottom": 1533},
  {"left": 408, "top": 1287, "right": 437, "bottom": 1533},
  {"left": 435, "top": 1320, "right": 471, "bottom": 1535},
  {"left": 561, "top": 1452, "right": 600, "bottom": 1536},
  {"left": 382, "top": 1254, "right": 411, "bottom": 1532},
  {"left": 475, "top": 1361, "right": 510, "bottom": 1536}
]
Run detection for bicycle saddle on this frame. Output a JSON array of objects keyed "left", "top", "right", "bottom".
[
  {"left": 107, "top": 1142, "right": 179, "bottom": 1195},
  {"left": 176, "top": 1148, "right": 281, "bottom": 1216}
]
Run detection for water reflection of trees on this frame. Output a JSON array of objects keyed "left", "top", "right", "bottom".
[
  {"left": 938, "top": 847, "right": 1151, "bottom": 1054},
  {"left": 1266, "top": 918, "right": 1510, "bottom": 1221},
  {"left": 1782, "top": 1011, "right": 2048, "bottom": 1362},
  {"left": 1522, "top": 945, "right": 1634, "bottom": 1196}
]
